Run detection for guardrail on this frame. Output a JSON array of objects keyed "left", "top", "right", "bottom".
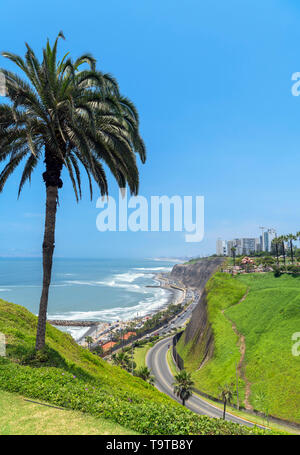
[{"left": 172, "top": 331, "right": 184, "bottom": 370}]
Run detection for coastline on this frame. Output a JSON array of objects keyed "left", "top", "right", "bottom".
[{"left": 72, "top": 271, "right": 185, "bottom": 346}]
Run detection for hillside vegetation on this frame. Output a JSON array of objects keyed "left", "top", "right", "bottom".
[
  {"left": 177, "top": 272, "right": 300, "bottom": 424},
  {"left": 0, "top": 299, "right": 270, "bottom": 435},
  {"left": 0, "top": 390, "right": 137, "bottom": 435}
]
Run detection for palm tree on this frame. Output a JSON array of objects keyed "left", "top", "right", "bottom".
[
  {"left": 135, "top": 366, "right": 155, "bottom": 385},
  {"left": 272, "top": 237, "right": 280, "bottom": 266},
  {"left": 287, "top": 233, "right": 297, "bottom": 264},
  {"left": 0, "top": 34, "right": 146, "bottom": 351},
  {"left": 219, "top": 383, "right": 234, "bottom": 420},
  {"left": 112, "top": 352, "right": 131, "bottom": 370},
  {"left": 173, "top": 370, "right": 194, "bottom": 406},
  {"left": 231, "top": 246, "right": 237, "bottom": 266},
  {"left": 296, "top": 232, "right": 300, "bottom": 262},
  {"left": 278, "top": 235, "right": 286, "bottom": 266},
  {"left": 85, "top": 336, "right": 94, "bottom": 350}
]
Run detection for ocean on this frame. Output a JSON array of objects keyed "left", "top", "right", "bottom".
[{"left": 0, "top": 258, "right": 176, "bottom": 339}]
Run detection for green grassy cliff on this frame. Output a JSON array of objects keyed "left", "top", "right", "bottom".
[
  {"left": 177, "top": 272, "right": 300, "bottom": 424},
  {"left": 0, "top": 299, "right": 271, "bottom": 435}
]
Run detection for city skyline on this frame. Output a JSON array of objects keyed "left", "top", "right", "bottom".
[{"left": 216, "top": 227, "right": 277, "bottom": 256}]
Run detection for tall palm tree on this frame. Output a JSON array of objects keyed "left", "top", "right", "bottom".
[
  {"left": 219, "top": 383, "right": 234, "bottom": 420},
  {"left": 278, "top": 235, "right": 286, "bottom": 266},
  {"left": 287, "top": 233, "right": 297, "bottom": 264},
  {"left": 0, "top": 34, "right": 146, "bottom": 351},
  {"left": 231, "top": 246, "right": 237, "bottom": 266},
  {"left": 135, "top": 366, "right": 155, "bottom": 385},
  {"left": 272, "top": 237, "right": 280, "bottom": 266},
  {"left": 173, "top": 370, "right": 194, "bottom": 406}
]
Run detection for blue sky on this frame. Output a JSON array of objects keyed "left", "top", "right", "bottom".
[{"left": 1, "top": 0, "right": 300, "bottom": 258}]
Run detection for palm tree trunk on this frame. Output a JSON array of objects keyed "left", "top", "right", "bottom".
[
  {"left": 35, "top": 185, "right": 58, "bottom": 351},
  {"left": 276, "top": 243, "right": 279, "bottom": 266},
  {"left": 290, "top": 241, "right": 294, "bottom": 264},
  {"left": 223, "top": 398, "right": 227, "bottom": 420},
  {"left": 282, "top": 242, "right": 286, "bottom": 266},
  {"left": 182, "top": 398, "right": 185, "bottom": 406}
]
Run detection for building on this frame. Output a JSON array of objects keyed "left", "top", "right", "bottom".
[
  {"left": 101, "top": 341, "right": 116, "bottom": 352},
  {"left": 227, "top": 238, "right": 260, "bottom": 256},
  {"left": 218, "top": 227, "right": 277, "bottom": 257},
  {"left": 263, "top": 229, "right": 276, "bottom": 252},
  {"left": 216, "top": 238, "right": 227, "bottom": 256}
]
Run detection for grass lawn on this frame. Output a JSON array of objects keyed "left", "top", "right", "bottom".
[
  {"left": 134, "top": 342, "right": 153, "bottom": 369},
  {"left": 177, "top": 272, "right": 300, "bottom": 424},
  {"left": 0, "top": 390, "right": 138, "bottom": 435},
  {"left": 166, "top": 345, "right": 296, "bottom": 434}
]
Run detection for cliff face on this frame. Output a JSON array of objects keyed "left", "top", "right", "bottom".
[
  {"left": 170, "top": 258, "right": 225, "bottom": 290},
  {"left": 172, "top": 258, "right": 225, "bottom": 367}
]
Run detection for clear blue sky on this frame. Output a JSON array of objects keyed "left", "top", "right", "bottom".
[{"left": 1, "top": 0, "right": 300, "bottom": 258}]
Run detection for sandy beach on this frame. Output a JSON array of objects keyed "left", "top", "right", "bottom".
[{"left": 75, "top": 273, "right": 185, "bottom": 347}]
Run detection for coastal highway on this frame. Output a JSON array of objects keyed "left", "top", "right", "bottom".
[{"left": 146, "top": 332, "right": 263, "bottom": 428}]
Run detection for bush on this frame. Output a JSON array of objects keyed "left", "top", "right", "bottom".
[{"left": 273, "top": 266, "right": 282, "bottom": 277}]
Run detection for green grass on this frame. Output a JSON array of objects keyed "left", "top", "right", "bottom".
[
  {"left": 0, "top": 390, "right": 137, "bottom": 435},
  {"left": 134, "top": 342, "right": 153, "bottom": 369},
  {"left": 177, "top": 272, "right": 300, "bottom": 425},
  {"left": 0, "top": 298, "right": 273, "bottom": 435},
  {"left": 166, "top": 346, "right": 296, "bottom": 434},
  {"left": 227, "top": 273, "right": 300, "bottom": 423},
  {"left": 177, "top": 273, "right": 247, "bottom": 404}
]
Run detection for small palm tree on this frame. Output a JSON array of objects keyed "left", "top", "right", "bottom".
[
  {"left": 112, "top": 352, "right": 130, "bottom": 370},
  {"left": 0, "top": 34, "right": 146, "bottom": 351},
  {"left": 219, "top": 383, "right": 234, "bottom": 420},
  {"left": 254, "top": 390, "right": 269, "bottom": 427},
  {"left": 135, "top": 366, "right": 155, "bottom": 385},
  {"left": 85, "top": 336, "right": 93, "bottom": 350},
  {"left": 173, "top": 370, "right": 194, "bottom": 406}
]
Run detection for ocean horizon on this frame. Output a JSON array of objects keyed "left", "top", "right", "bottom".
[{"left": 0, "top": 257, "right": 177, "bottom": 339}]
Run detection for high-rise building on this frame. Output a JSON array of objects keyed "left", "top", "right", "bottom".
[
  {"left": 218, "top": 228, "right": 276, "bottom": 257},
  {"left": 263, "top": 229, "right": 276, "bottom": 252},
  {"left": 216, "top": 238, "right": 227, "bottom": 256},
  {"left": 227, "top": 238, "right": 260, "bottom": 256}
]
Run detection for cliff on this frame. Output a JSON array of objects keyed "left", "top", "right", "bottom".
[
  {"left": 170, "top": 257, "right": 225, "bottom": 290},
  {"left": 172, "top": 257, "right": 225, "bottom": 367}
]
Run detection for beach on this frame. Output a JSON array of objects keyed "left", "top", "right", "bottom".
[
  {"left": 0, "top": 257, "right": 179, "bottom": 343},
  {"left": 74, "top": 273, "right": 186, "bottom": 346}
]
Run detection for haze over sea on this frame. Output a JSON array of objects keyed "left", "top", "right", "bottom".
[{"left": 0, "top": 258, "right": 176, "bottom": 338}]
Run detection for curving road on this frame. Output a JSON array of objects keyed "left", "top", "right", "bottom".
[{"left": 146, "top": 335, "right": 263, "bottom": 428}]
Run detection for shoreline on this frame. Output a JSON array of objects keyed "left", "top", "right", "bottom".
[{"left": 70, "top": 272, "right": 185, "bottom": 346}]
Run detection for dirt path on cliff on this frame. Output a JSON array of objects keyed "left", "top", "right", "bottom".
[{"left": 222, "top": 290, "right": 253, "bottom": 410}]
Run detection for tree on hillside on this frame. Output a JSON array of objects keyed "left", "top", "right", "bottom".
[
  {"left": 135, "top": 366, "right": 155, "bottom": 385},
  {"left": 173, "top": 370, "right": 194, "bottom": 406},
  {"left": 254, "top": 390, "right": 269, "bottom": 427},
  {"left": 112, "top": 352, "right": 131, "bottom": 370},
  {"left": 0, "top": 33, "right": 146, "bottom": 351},
  {"left": 219, "top": 383, "right": 234, "bottom": 420}
]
